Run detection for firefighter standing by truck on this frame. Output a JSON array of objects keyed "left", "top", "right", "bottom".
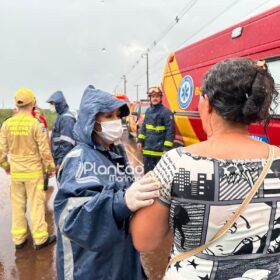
[
  {"left": 0, "top": 88, "right": 56, "bottom": 249},
  {"left": 137, "top": 86, "right": 175, "bottom": 173}
]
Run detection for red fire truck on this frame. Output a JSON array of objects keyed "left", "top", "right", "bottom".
[
  {"left": 162, "top": 5, "right": 280, "bottom": 147},
  {"left": 113, "top": 93, "right": 130, "bottom": 124},
  {"left": 113, "top": 93, "right": 130, "bottom": 105}
]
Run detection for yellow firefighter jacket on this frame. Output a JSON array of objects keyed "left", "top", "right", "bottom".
[{"left": 0, "top": 112, "right": 55, "bottom": 180}]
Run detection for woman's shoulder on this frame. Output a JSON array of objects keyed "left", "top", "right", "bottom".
[
  {"left": 160, "top": 148, "right": 203, "bottom": 171},
  {"left": 273, "top": 145, "right": 280, "bottom": 157},
  {"left": 164, "top": 147, "right": 189, "bottom": 161},
  {"left": 183, "top": 141, "right": 280, "bottom": 162}
]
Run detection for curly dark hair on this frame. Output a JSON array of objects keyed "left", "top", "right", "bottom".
[{"left": 201, "top": 57, "right": 278, "bottom": 128}]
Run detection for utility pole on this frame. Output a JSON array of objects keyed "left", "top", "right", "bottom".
[
  {"left": 142, "top": 52, "right": 149, "bottom": 92},
  {"left": 134, "top": 84, "right": 141, "bottom": 101},
  {"left": 122, "top": 75, "right": 127, "bottom": 94},
  {"left": 145, "top": 53, "right": 149, "bottom": 92}
]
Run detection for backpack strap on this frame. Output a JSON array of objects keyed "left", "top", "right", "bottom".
[{"left": 167, "top": 145, "right": 275, "bottom": 267}]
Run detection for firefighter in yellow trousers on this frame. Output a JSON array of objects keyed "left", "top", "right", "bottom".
[{"left": 0, "top": 88, "right": 56, "bottom": 250}]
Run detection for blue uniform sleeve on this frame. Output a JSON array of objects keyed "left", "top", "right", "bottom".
[
  {"left": 137, "top": 113, "right": 147, "bottom": 144},
  {"left": 54, "top": 156, "right": 132, "bottom": 251},
  {"left": 163, "top": 110, "right": 175, "bottom": 151},
  {"left": 56, "top": 116, "right": 76, "bottom": 164}
]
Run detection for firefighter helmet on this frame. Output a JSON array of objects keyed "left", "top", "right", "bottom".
[{"left": 147, "top": 86, "right": 163, "bottom": 97}]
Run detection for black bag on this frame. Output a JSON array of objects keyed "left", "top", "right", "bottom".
[{"left": 43, "top": 171, "right": 49, "bottom": 191}]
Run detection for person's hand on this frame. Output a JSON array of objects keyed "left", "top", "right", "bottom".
[
  {"left": 137, "top": 143, "right": 142, "bottom": 152},
  {"left": 55, "top": 164, "right": 60, "bottom": 174},
  {"left": 1, "top": 162, "right": 10, "bottom": 174},
  {"left": 46, "top": 163, "right": 56, "bottom": 177},
  {"left": 4, "top": 165, "right": 10, "bottom": 175},
  {"left": 48, "top": 171, "right": 56, "bottom": 178},
  {"left": 124, "top": 175, "right": 160, "bottom": 212}
]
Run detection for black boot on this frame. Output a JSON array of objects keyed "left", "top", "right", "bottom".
[
  {"left": 34, "top": 235, "right": 56, "bottom": 250},
  {"left": 15, "top": 239, "right": 28, "bottom": 249}
]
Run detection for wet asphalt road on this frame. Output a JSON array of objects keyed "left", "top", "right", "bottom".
[
  {"left": 0, "top": 169, "right": 57, "bottom": 280},
  {"left": 0, "top": 132, "right": 172, "bottom": 280}
]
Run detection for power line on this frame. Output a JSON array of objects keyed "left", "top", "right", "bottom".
[
  {"left": 134, "top": 84, "right": 141, "bottom": 101},
  {"left": 179, "top": 0, "right": 273, "bottom": 50},
  {"left": 133, "top": 0, "right": 273, "bottom": 85},
  {"left": 112, "top": 0, "right": 198, "bottom": 92},
  {"left": 176, "top": 0, "right": 266, "bottom": 50},
  {"left": 132, "top": 0, "right": 244, "bottom": 85},
  {"left": 113, "top": 80, "right": 122, "bottom": 93},
  {"left": 121, "top": 75, "right": 127, "bottom": 94},
  {"left": 129, "top": 0, "right": 198, "bottom": 75},
  {"left": 240, "top": 0, "right": 274, "bottom": 19},
  {"left": 116, "top": 0, "right": 274, "bottom": 92},
  {"left": 146, "top": 0, "right": 199, "bottom": 53},
  {"left": 133, "top": 57, "right": 162, "bottom": 85}
]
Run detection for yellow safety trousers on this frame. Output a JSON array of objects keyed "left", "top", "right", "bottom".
[{"left": 10, "top": 177, "right": 49, "bottom": 245}]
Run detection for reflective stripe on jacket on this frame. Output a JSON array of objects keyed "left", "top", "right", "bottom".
[
  {"left": 0, "top": 112, "right": 54, "bottom": 178},
  {"left": 138, "top": 103, "right": 175, "bottom": 156},
  {"left": 47, "top": 91, "right": 76, "bottom": 165},
  {"left": 54, "top": 86, "right": 146, "bottom": 280},
  {"left": 51, "top": 111, "right": 76, "bottom": 165}
]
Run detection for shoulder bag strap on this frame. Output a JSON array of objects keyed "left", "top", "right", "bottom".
[{"left": 168, "top": 145, "right": 275, "bottom": 267}]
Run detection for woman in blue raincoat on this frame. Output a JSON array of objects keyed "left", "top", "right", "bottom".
[{"left": 54, "top": 85, "right": 159, "bottom": 280}]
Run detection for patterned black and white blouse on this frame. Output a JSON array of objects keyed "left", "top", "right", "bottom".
[{"left": 151, "top": 147, "right": 280, "bottom": 280}]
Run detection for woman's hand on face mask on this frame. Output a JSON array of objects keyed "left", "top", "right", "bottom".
[{"left": 124, "top": 175, "right": 160, "bottom": 212}]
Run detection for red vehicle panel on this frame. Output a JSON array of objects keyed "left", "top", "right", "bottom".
[
  {"left": 127, "top": 100, "right": 150, "bottom": 138},
  {"left": 162, "top": 6, "right": 280, "bottom": 146}
]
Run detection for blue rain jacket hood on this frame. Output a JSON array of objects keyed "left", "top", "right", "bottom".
[
  {"left": 47, "top": 90, "right": 76, "bottom": 165},
  {"left": 54, "top": 85, "right": 146, "bottom": 280},
  {"left": 46, "top": 90, "right": 69, "bottom": 114},
  {"left": 73, "top": 85, "right": 129, "bottom": 146}
]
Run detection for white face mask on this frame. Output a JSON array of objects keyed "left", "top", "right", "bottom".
[
  {"left": 49, "top": 104, "right": 56, "bottom": 113},
  {"left": 95, "top": 119, "right": 123, "bottom": 144}
]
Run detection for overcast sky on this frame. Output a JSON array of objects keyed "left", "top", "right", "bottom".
[{"left": 0, "top": 0, "right": 279, "bottom": 110}]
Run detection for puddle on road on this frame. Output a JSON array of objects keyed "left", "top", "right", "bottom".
[
  {"left": 0, "top": 137, "right": 172, "bottom": 280},
  {"left": 0, "top": 172, "right": 57, "bottom": 280}
]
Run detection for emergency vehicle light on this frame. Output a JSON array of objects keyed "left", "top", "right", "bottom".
[{"left": 231, "top": 26, "right": 243, "bottom": 39}]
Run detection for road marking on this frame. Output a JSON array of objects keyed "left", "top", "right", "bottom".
[{"left": 126, "top": 144, "right": 144, "bottom": 166}]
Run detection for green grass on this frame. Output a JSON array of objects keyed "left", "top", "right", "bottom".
[
  {"left": 0, "top": 109, "right": 13, "bottom": 127},
  {"left": 0, "top": 109, "right": 57, "bottom": 129},
  {"left": 43, "top": 109, "right": 57, "bottom": 129}
]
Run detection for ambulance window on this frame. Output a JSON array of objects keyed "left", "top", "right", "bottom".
[
  {"left": 133, "top": 105, "right": 139, "bottom": 113},
  {"left": 267, "top": 59, "right": 280, "bottom": 116},
  {"left": 140, "top": 104, "right": 149, "bottom": 114}
]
